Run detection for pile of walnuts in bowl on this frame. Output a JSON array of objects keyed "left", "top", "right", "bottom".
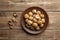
[{"left": 24, "top": 9, "right": 45, "bottom": 31}]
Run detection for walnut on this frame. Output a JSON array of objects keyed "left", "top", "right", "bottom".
[
  {"left": 32, "top": 9, "right": 37, "bottom": 13},
  {"left": 24, "top": 14, "right": 29, "bottom": 19},
  {"left": 32, "top": 23, "right": 38, "bottom": 28},
  {"left": 29, "top": 12, "right": 33, "bottom": 16}
]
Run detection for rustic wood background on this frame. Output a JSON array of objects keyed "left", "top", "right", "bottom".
[{"left": 0, "top": 0, "right": 60, "bottom": 40}]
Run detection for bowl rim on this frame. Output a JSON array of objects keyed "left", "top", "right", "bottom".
[{"left": 21, "top": 6, "right": 49, "bottom": 35}]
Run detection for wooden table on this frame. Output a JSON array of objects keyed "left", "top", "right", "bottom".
[{"left": 0, "top": 0, "right": 60, "bottom": 40}]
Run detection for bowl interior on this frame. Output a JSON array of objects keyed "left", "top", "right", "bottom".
[{"left": 21, "top": 7, "right": 49, "bottom": 34}]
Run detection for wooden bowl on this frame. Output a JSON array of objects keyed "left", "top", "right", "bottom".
[{"left": 21, "top": 7, "right": 49, "bottom": 35}]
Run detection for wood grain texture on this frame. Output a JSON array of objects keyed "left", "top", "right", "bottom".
[
  {"left": 0, "top": 0, "right": 60, "bottom": 12},
  {"left": 0, "top": 0, "right": 60, "bottom": 40},
  {"left": 9, "top": 29, "right": 60, "bottom": 40},
  {"left": 0, "top": 30, "right": 9, "bottom": 40}
]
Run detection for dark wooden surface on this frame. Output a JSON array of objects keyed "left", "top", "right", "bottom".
[{"left": 0, "top": 0, "right": 60, "bottom": 40}]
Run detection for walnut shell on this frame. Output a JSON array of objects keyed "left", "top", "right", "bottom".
[
  {"left": 13, "top": 13, "right": 17, "bottom": 17},
  {"left": 29, "top": 16, "right": 33, "bottom": 20},
  {"left": 32, "top": 23, "right": 38, "bottom": 28},
  {"left": 32, "top": 9, "right": 37, "bottom": 13},
  {"left": 41, "top": 14, "right": 44, "bottom": 18},
  {"left": 33, "top": 18, "right": 37, "bottom": 23},
  {"left": 27, "top": 20, "right": 33, "bottom": 25},
  {"left": 35, "top": 15, "right": 40, "bottom": 20},
  {"left": 26, "top": 24, "right": 31, "bottom": 28},
  {"left": 11, "top": 17, "right": 17, "bottom": 22},
  {"left": 37, "top": 20, "right": 43, "bottom": 24},
  {"left": 40, "top": 24, "right": 44, "bottom": 27},
  {"left": 29, "top": 12, "right": 33, "bottom": 16},
  {"left": 36, "top": 26, "right": 40, "bottom": 30},
  {"left": 24, "top": 14, "right": 29, "bottom": 19},
  {"left": 25, "top": 19, "right": 29, "bottom": 22},
  {"left": 30, "top": 26, "right": 34, "bottom": 30},
  {"left": 37, "top": 11, "right": 41, "bottom": 15},
  {"left": 42, "top": 19, "right": 45, "bottom": 23}
]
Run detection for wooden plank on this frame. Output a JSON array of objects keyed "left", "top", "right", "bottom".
[
  {"left": 0, "top": 12, "right": 21, "bottom": 17},
  {"left": 9, "top": 29, "right": 60, "bottom": 40},
  {"left": 7, "top": 0, "right": 60, "bottom": 2},
  {"left": 42, "top": 0, "right": 60, "bottom": 2},
  {"left": 0, "top": 0, "right": 60, "bottom": 2},
  {"left": 0, "top": 30, "right": 9, "bottom": 40},
  {"left": 47, "top": 12, "right": 60, "bottom": 30},
  {"left": 0, "top": 2, "right": 60, "bottom": 12},
  {"left": 9, "top": 0, "right": 41, "bottom": 2},
  {"left": 0, "top": 29, "right": 60, "bottom": 40},
  {"left": 0, "top": 12, "right": 16, "bottom": 17}
]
